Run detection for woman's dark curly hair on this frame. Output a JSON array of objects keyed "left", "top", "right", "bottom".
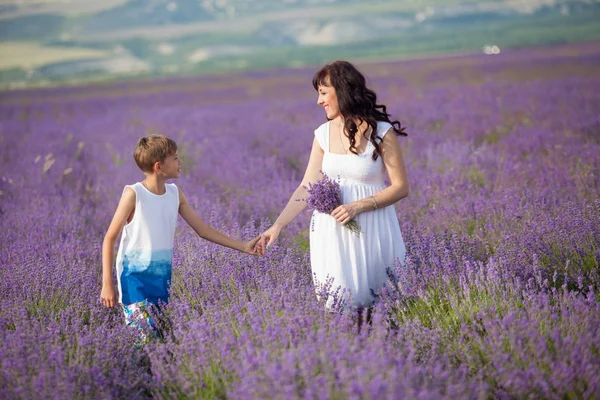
[{"left": 312, "top": 60, "right": 407, "bottom": 160}]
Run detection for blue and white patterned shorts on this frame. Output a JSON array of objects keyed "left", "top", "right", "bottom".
[{"left": 122, "top": 300, "right": 163, "bottom": 344}]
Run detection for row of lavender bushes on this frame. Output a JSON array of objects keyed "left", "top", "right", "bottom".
[{"left": 1, "top": 46, "right": 599, "bottom": 399}]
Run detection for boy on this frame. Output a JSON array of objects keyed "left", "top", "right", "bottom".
[{"left": 100, "top": 135, "right": 259, "bottom": 340}]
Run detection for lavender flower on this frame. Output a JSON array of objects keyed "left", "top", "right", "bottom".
[
  {"left": 1, "top": 43, "right": 599, "bottom": 399},
  {"left": 303, "top": 173, "right": 361, "bottom": 234}
]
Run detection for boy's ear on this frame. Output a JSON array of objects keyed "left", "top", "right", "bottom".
[{"left": 153, "top": 161, "right": 161, "bottom": 173}]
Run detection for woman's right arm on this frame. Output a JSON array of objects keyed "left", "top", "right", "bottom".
[{"left": 258, "top": 137, "right": 324, "bottom": 252}]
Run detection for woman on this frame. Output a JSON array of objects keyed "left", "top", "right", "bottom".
[{"left": 257, "top": 60, "right": 409, "bottom": 310}]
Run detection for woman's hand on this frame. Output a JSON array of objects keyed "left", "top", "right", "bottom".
[
  {"left": 255, "top": 224, "right": 283, "bottom": 254},
  {"left": 331, "top": 202, "right": 362, "bottom": 225}
]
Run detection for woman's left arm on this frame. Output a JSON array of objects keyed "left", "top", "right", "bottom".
[
  {"left": 331, "top": 129, "right": 409, "bottom": 225},
  {"left": 374, "top": 128, "right": 409, "bottom": 205}
]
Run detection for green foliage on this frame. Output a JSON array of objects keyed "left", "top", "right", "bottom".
[
  {"left": 0, "top": 15, "right": 65, "bottom": 40},
  {"left": 466, "top": 166, "right": 486, "bottom": 188},
  {"left": 465, "top": 218, "right": 483, "bottom": 237},
  {"left": 394, "top": 282, "right": 510, "bottom": 336},
  {"left": 158, "top": 360, "right": 232, "bottom": 400},
  {"left": 3, "top": 4, "right": 600, "bottom": 87},
  {"left": 190, "top": 8, "right": 600, "bottom": 76},
  {"left": 121, "top": 38, "right": 155, "bottom": 60},
  {"left": 25, "top": 290, "right": 71, "bottom": 319},
  {"left": 429, "top": 119, "right": 445, "bottom": 132},
  {"left": 196, "top": 361, "right": 233, "bottom": 400},
  {"left": 105, "top": 142, "right": 123, "bottom": 167},
  {"left": 539, "top": 240, "right": 599, "bottom": 291},
  {"left": 295, "top": 229, "right": 310, "bottom": 252},
  {"left": 0, "top": 68, "right": 29, "bottom": 83}
]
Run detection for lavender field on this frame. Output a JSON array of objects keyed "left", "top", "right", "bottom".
[{"left": 1, "top": 43, "right": 599, "bottom": 399}]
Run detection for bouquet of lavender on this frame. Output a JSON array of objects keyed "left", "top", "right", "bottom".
[{"left": 304, "top": 174, "right": 361, "bottom": 234}]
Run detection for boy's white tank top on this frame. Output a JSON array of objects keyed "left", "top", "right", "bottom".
[{"left": 115, "top": 182, "right": 179, "bottom": 306}]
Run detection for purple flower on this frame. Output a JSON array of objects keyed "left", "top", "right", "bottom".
[{"left": 303, "top": 173, "right": 360, "bottom": 234}]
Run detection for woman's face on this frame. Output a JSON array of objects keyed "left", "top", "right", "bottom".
[{"left": 317, "top": 82, "right": 341, "bottom": 120}]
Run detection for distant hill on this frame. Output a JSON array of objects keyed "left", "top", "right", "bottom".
[{"left": 1, "top": 0, "right": 599, "bottom": 88}]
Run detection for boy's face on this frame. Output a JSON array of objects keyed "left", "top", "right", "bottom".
[{"left": 160, "top": 152, "right": 182, "bottom": 178}]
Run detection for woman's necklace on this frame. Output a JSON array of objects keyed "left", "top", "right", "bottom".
[{"left": 338, "top": 120, "right": 348, "bottom": 154}]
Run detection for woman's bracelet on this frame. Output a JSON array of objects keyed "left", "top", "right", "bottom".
[{"left": 370, "top": 195, "right": 378, "bottom": 210}]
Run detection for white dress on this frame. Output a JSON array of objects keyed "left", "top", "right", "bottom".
[{"left": 309, "top": 120, "right": 406, "bottom": 309}]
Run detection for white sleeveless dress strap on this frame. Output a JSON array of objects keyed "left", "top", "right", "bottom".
[{"left": 314, "top": 122, "right": 329, "bottom": 152}]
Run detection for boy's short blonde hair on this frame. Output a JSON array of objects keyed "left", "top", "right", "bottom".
[{"left": 133, "top": 135, "right": 178, "bottom": 173}]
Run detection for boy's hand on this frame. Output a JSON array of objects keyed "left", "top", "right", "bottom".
[
  {"left": 244, "top": 235, "right": 262, "bottom": 255},
  {"left": 100, "top": 285, "right": 118, "bottom": 308}
]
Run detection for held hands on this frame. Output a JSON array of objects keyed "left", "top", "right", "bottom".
[
  {"left": 253, "top": 203, "right": 361, "bottom": 255},
  {"left": 254, "top": 224, "right": 283, "bottom": 255},
  {"left": 244, "top": 235, "right": 262, "bottom": 255},
  {"left": 331, "top": 202, "right": 361, "bottom": 225},
  {"left": 100, "top": 284, "right": 118, "bottom": 308}
]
